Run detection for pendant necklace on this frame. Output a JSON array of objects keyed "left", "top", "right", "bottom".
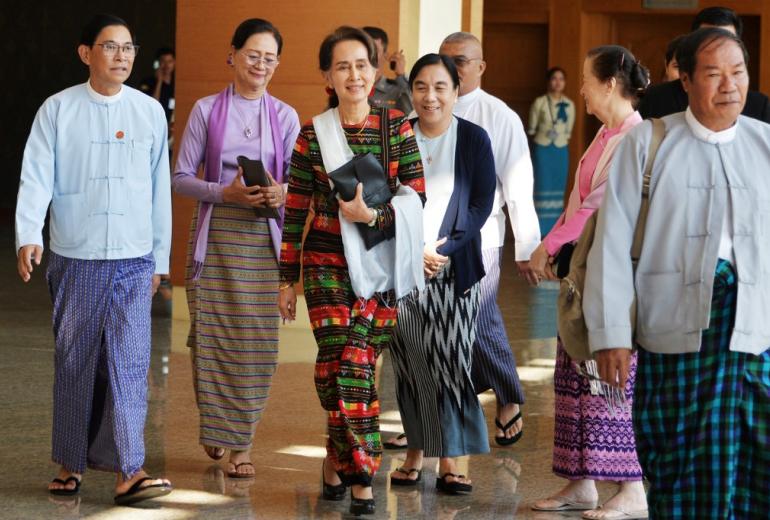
[
  {"left": 419, "top": 135, "right": 438, "bottom": 165},
  {"left": 232, "top": 97, "right": 259, "bottom": 138}
]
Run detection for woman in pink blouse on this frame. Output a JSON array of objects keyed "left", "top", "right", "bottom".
[{"left": 530, "top": 46, "right": 650, "bottom": 520}]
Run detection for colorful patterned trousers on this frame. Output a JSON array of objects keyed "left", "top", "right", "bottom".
[
  {"left": 304, "top": 264, "right": 397, "bottom": 487},
  {"left": 47, "top": 252, "right": 154, "bottom": 479},
  {"left": 634, "top": 259, "right": 770, "bottom": 519}
]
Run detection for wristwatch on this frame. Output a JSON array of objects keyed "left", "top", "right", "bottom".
[{"left": 367, "top": 208, "right": 379, "bottom": 227}]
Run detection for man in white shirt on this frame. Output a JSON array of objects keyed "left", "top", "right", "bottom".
[
  {"left": 440, "top": 32, "right": 540, "bottom": 445},
  {"left": 15, "top": 14, "right": 172, "bottom": 505}
]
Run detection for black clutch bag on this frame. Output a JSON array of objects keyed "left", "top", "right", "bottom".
[
  {"left": 236, "top": 155, "right": 281, "bottom": 219},
  {"left": 326, "top": 109, "right": 394, "bottom": 250},
  {"left": 327, "top": 153, "right": 394, "bottom": 250}
]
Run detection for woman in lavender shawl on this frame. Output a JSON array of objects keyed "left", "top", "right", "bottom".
[{"left": 172, "top": 18, "right": 300, "bottom": 478}]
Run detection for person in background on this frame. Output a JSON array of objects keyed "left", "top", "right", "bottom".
[
  {"left": 173, "top": 18, "right": 300, "bottom": 479},
  {"left": 639, "top": 5, "right": 770, "bottom": 122},
  {"left": 15, "top": 13, "right": 172, "bottom": 506},
  {"left": 588, "top": 27, "right": 770, "bottom": 519},
  {"left": 362, "top": 26, "right": 413, "bottom": 115},
  {"left": 441, "top": 31, "right": 540, "bottom": 445},
  {"left": 530, "top": 45, "right": 649, "bottom": 520},
  {"left": 140, "top": 47, "right": 175, "bottom": 123},
  {"left": 278, "top": 26, "right": 424, "bottom": 516},
  {"left": 528, "top": 66, "right": 575, "bottom": 235},
  {"left": 663, "top": 34, "right": 686, "bottom": 82},
  {"left": 388, "top": 53, "right": 495, "bottom": 495}
]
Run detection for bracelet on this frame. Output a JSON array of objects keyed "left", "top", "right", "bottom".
[{"left": 279, "top": 281, "right": 294, "bottom": 290}]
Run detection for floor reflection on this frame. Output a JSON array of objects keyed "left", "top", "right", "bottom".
[{"left": 0, "top": 231, "right": 634, "bottom": 519}]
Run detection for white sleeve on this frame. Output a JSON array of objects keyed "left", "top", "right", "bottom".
[
  {"left": 15, "top": 99, "right": 57, "bottom": 253},
  {"left": 150, "top": 104, "right": 172, "bottom": 274},
  {"left": 497, "top": 110, "right": 541, "bottom": 260}
]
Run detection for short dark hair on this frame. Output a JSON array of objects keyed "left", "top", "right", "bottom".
[
  {"left": 80, "top": 13, "right": 133, "bottom": 47},
  {"left": 546, "top": 66, "right": 566, "bottom": 82},
  {"left": 587, "top": 45, "right": 650, "bottom": 106},
  {"left": 677, "top": 27, "right": 749, "bottom": 79},
  {"left": 408, "top": 53, "right": 460, "bottom": 90},
  {"left": 155, "top": 46, "right": 175, "bottom": 59},
  {"left": 231, "top": 18, "right": 283, "bottom": 55},
  {"left": 362, "top": 26, "right": 388, "bottom": 50},
  {"left": 692, "top": 6, "right": 743, "bottom": 38},
  {"left": 319, "top": 26, "right": 378, "bottom": 108},
  {"left": 665, "top": 35, "right": 687, "bottom": 65}
]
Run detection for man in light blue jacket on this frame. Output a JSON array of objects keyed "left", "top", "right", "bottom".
[
  {"left": 15, "top": 14, "right": 172, "bottom": 505},
  {"left": 586, "top": 28, "right": 770, "bottom": 518}
]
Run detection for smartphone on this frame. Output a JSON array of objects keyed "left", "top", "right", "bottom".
[
  {"left": 236, "top": 156, "right": 280, "bottom": 219},
  {"left": 237, "top": 156, "right": 268, "bottom": 187}
]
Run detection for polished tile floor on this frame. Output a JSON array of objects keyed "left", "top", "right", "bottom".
[{"left": 0, "top": 228, "right": 625, "bottom": 519}]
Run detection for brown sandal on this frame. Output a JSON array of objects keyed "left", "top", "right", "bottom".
[
  {"left": 204, "top": 446, "right": 225, "bottom": 461},
  {"left": 227, "top": 462, "right": 255, "bottom": 479}
]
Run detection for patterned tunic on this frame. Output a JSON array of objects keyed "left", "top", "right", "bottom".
[{"left": 280, "top": 107, "right": 424, "bottom": 486}]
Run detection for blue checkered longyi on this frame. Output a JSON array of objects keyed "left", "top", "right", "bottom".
[{"left": 633, "top": 259, "right": 770, "bottom": 519}]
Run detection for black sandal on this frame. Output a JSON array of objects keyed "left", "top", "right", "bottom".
[
  {"left": 227, "top": 462, "right": 255, "bottom": 479},
  {"left": 436, "top": 473, "right": 472, "bottom": 495},
  {"left": 113, "top": 476, "right": 172, "bottom": 506},
  {"left": 383, "top": 432, "right": 408, "bottom": 450},
  {"left": 49, "top": 476, "right": 81, "bottom": 496},
  {"left": 494, "top": 412, "right": 523, "bottom": 446},
  {"left": 389, "top": 467, "right": 422, "bottom": 487}
]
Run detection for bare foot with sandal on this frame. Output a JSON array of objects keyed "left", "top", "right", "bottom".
[
  {"left": 494, "top": 403, "right": 523, "bottom": 446},
  {"left": 227, "top": 450, "right": 255, "bottom": 479},
  {"left": 48, "top": 467, "right": 82, "bottom": 496}
]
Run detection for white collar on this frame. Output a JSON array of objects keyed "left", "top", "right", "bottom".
[
  {"left": 456, "top": 87, "right": 482, "bottom": 108},
  {"left": 86, "top": 80, "right": 124, "bottom": 104},
  {"left": 685, "top": 106, "right": 737, "bottom": 144}
]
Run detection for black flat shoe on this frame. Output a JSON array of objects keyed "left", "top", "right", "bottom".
[
  {"left": 494, "top": 412, "right": 523, "bottom": 446},
  {"left": 436, "top": 473, "right": 472, "bottom": 495},
  {"left": 349, "top": 489, "right": 375, "bottom": 516},
  {"left": 321, "top": 459, "right": 346, "bottom": 501}
]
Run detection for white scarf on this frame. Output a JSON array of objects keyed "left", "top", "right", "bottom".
[{"left": 312, "top": 108, "right": 424, "bottom": 299}]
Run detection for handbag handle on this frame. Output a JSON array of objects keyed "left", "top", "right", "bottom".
[{"left": 631, "top": 118, "right": 665, "bottom": 264}]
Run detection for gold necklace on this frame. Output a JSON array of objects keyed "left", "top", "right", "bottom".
[{"left": 343, "top": 116, "right": 368, "bottom": 136}]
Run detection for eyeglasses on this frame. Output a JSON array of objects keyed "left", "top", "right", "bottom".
[
  {"left": 450, "top": 56, "right": 481, "bottom": 67},
  {"left": 239, "top": 51, "right": 279, "bottom": 69},
  {"left": 95, "top": 42, "right": 139, "bottom": 57}
]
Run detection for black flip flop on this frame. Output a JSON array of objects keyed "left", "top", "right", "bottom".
[
  {"left": 436, "top": 473, "right": 472, "bottom": 495},
  {"left": 113, "top": 477, "right": 172, "bottom": 506},
  {"left": 494, "top": 412, "right": 523, "bottom": 446},
  {"left": 390, "top": 467, "right": 422, "bottom": 487},
  {"left": 383, "top": 432, "right": 408, "bottom": 450},
  {"left": 227, "top": 462, "right": 255, "bottom": 479},
  {"left": 49, "top": 476, "right": 81, "bottom": 496}
]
